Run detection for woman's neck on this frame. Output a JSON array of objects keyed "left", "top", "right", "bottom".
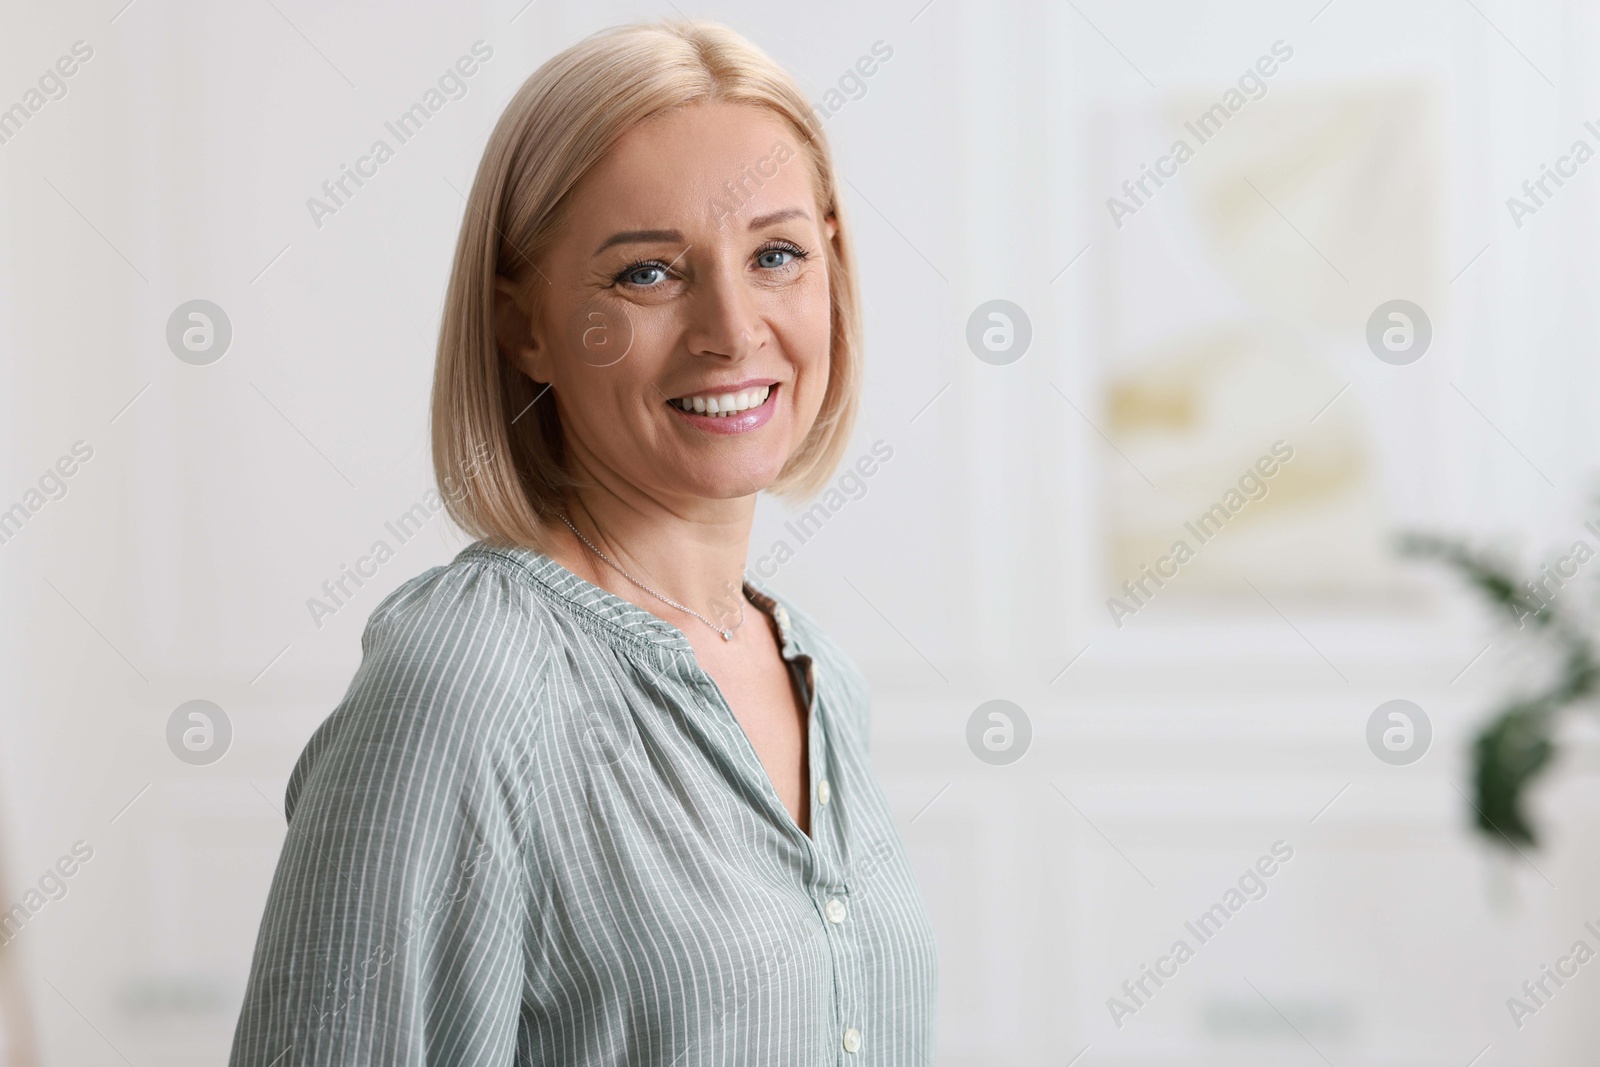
[{"left": 549, "top": 486, "right": 755, "bottom": 637}]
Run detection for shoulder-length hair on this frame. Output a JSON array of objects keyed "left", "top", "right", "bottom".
[{"left": 431, "top": 19, "right": 862, "bottom": 552}]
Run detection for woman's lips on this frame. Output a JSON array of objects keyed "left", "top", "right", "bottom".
[{"left": 666, "top": 383, "right": 778, "bottom": 435}]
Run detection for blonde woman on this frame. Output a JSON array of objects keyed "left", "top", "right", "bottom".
[{"left": 229, "top": 19, "right": 937, "bottom": 1066}]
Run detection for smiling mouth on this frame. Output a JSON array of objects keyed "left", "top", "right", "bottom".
[{"left": 667, "top": 384, "right": 774, "bottom": 417}]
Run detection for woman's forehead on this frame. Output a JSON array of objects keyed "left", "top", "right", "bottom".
[{"left": 562, "top": 102, "right": 817, "bottom": 235}]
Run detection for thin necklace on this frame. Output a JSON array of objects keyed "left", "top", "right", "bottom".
[{"left": 556, "top": 512, "right": 746, "bottom": 641}]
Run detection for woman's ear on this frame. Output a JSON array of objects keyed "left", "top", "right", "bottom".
[
  {"left": 493, "top": 275, "right": 549, "bottom": 382},
  {"left": 824, "top": 212, "right": 839, "bottom": 244}
]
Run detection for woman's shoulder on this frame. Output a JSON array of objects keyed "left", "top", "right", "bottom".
[
  {"left": 284, "top": 545, "right": 554, "bottom": 820},
  {"left": 350, "top": 542, "right": 558, "bottom": 717},
  {"left": 365, "top": 542, "right": 553, "bottom": 647}
]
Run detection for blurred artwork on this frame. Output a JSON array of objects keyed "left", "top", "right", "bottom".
[{"left": 1097, "top": 81, "right": 1440, "bottom": 605}]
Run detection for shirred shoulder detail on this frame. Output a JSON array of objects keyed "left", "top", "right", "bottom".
[{"left": 285, "top": 554, "right": 553, "bottom": 822}]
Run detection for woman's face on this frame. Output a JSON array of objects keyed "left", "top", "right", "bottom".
[{"left": 498, "top": 101, "right": 836, "bottom": 505}]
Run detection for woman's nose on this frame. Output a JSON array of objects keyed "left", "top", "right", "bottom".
[{"left": 685, "top": 267, "right": 768, "bottom": 360}]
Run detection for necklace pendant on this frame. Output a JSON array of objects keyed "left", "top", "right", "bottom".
[{"left": 721, "top": 630, "right": 732, "bottom": 641}]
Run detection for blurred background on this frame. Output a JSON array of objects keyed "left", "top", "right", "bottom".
[{"left": 4, "top": 0, "right": 1600, "bottom": 1063}]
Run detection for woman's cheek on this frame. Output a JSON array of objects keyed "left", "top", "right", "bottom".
[
  {"left": 779, "top": 272, "right": 832, "bottom": 351},
  {"left": 619, "top": 306, "right": 676, "bottom": 374}
]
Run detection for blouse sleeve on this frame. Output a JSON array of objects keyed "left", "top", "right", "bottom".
[{"left": 228, "top": 562, "right": 547, "bottom": 1066}]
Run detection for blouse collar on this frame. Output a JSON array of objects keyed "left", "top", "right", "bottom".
[{"left": 459, "top": 542, "right": 805, "bottom": 661}]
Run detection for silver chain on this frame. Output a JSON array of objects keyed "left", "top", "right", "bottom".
[{"left": 556, "top": 512, "right": 745, "bottom": 641}]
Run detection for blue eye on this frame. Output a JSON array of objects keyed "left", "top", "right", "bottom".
[
  {"left": 755, "top": 241, "right": 808, "bottom": 271},
  {"left": 624, "top": 264, "right": 667, "bottom": 286}
]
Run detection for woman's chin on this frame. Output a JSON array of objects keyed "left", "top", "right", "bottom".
[{"left": 666, "top": 459, "right": 788, "bottom": 501}]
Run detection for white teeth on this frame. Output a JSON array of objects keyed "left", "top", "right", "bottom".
[{"left": 671, "top": 385, "right": 771, "bottom": 416}]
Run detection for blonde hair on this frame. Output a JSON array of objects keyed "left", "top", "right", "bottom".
[{"left": 430, "top": 19, "right": 862, "bottom": 552}]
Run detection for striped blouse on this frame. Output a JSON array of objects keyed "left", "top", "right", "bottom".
[{"left": 228, "top": 541, "right": 938, "bottom": 1065}]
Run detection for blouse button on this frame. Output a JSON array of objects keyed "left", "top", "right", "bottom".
[
  {"left": 824, "top": 898, "right": 847, "bottom": 924},
  {"left": 817, "top": 779, "right": 831, "bottom": 805},
  {"left": 842, "top": 1027, "right": 861, "bottom": 1053}
]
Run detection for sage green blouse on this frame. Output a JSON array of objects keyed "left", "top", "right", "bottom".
[{"left": 229, "top": 542, "right": 938, "bottom": 1065}]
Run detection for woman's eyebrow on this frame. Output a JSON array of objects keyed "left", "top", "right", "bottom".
[
  {"left": 594, "top": 228, "right": 684, "bottom": 254},
  {"left": 591, "top": 208, "right": 810, "bottom": 254},
  {"left": 747, "top": 208, "right": 810, "bottom": 229}
]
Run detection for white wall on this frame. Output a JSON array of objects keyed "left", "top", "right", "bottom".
[{"left": 2, "top": 0, "right": 1598, "bottom": 1063}]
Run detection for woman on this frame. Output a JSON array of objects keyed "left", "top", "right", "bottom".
[{"left": 229, "top": 19, "right": 937, "bottom": 1066}]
